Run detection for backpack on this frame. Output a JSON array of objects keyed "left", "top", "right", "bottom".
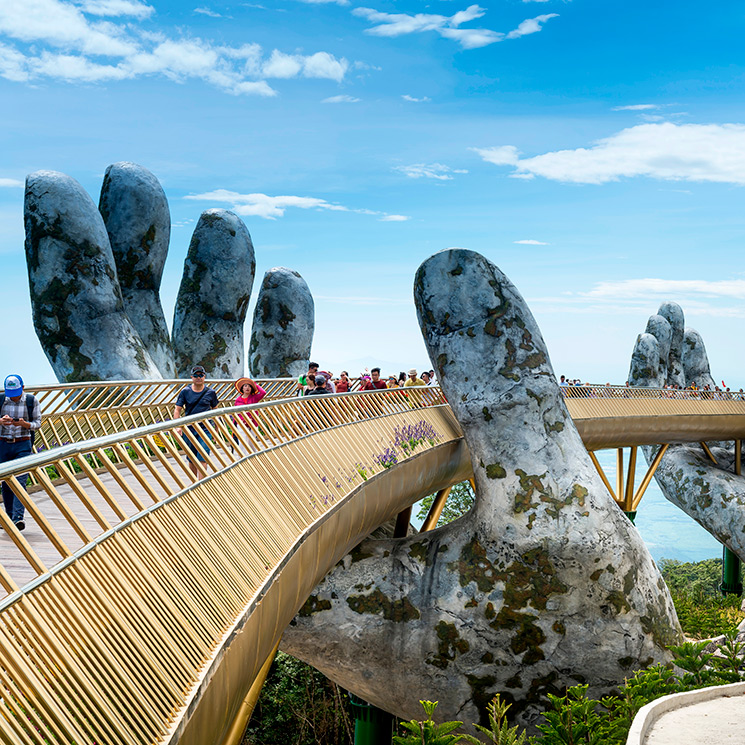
[{"left": 0, "top": 393, "right": 37, "bottom": 446}]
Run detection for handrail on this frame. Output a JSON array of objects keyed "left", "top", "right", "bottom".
[
  {"left": 0, "top": 386, "right": 463, "bottom": 745},
  {"left": 0, "top": 386, "right": 449, "bottom": 599}
]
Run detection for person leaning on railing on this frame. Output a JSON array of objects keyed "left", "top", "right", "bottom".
[{"left": 0, "top": 374, "right": 41, "bottom": 531}]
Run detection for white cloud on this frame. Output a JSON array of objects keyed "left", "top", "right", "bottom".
[
  {"left": 473, "top": 123, "right": 745, "bottom": 185},
  {"left": 0, "top": 0, "right": 349, "bottom": 95},
  {"left": 302, "top": 51, "right": 348, "bottom": 81},
  {"left": 186, "top": 189, "right": 347, "bottom": 219},
  {"left": 402, "top": 94, "right": 430, "bottom": 102},
  {"left": 584, "top": 279, "right": 745, "bottom": 300},
  {"left": 505, "top": 13, "right": 557, "bottom": 39},
  {"left": 353, "top": 5, "right": 502, "bottom": 49},
  {"left": 194, "top": 7, "right": 222, "bottom": 18},
  {"left": 0, "top": 0, "right": 138, "bottom": 56},
  {"left": 322, "top": 94, "right": 359, "bottom": 102},
  {"left": 612, "top": 104, "right": 659, "bottom": 111},
  {"left": 186, "top": 188, "right": 406, "bottom": 221},
  {"left": 0, "top": 178, "right": 23, "bottom": 187},
  {"left": 296, "top": 0, "right": 349, "bottom": 4},
  {"left": 514, "top": 239, "right": 548, "bottom": 245},
  {"left": 472, "top": 144, "right": 520, "bottom": 166},
  {"left": 394, "top": 163, "right": 468, "bottom": 180},
  {"left": 353, "top": 6, "right": 557, "bottom": 49},
  {"left": 78, "top": 0, "right": 154, "bottom": 17}
]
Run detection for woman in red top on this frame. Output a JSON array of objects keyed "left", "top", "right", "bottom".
[
  {"left": 336, "top": 371, "right": 350, "bottom": 393},
  {"left": 234, "top": 377, "right": 267, "bottom": 427}
]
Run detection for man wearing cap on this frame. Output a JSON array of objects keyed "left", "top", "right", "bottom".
[
  {"left": 0, "top": 374, "right": 41, "bottom": 530},
  {"left": 173, "top": 365, "right": 219, "bottom": 477},
  {"left": 404, "top": 369, "right": 425, "bottom": 387},
  {"left": 305, "top": 374, "right": 331, "bottom": 396}
]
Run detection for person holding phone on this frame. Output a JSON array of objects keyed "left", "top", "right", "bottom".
[{"left": 0, "top": 374, "right": 41, "bottom": 531}]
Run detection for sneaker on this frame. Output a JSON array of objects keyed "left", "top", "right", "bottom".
[{"left": 14, "top": 520, "right": 25, "bottom": 531}]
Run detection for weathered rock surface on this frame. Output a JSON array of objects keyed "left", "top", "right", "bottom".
[
  {"left": 658, "top": 301, "right": 685, "bottom": 387},
  {"left": 682, "top": 329, "right": 716, "bottom": 390},
  {"left": 281, "top": 249, "right": 681, "bottom": 731},
  {"left": 24, "top": 170, "right": 162, "bottom": 382},
  {"left": 630, "top": 303, "right": 741, "bottom": 557},
  {"left": 248, "top": 268, "right": 314, "bottom": 378},
  {"left": 99, "top": 162, "right": 175, "bottom": 377},
  {"left": 645, "top": 314, "right": 672, "bottom": 377},
  {"left": 172, "top": 209, "right": 255, "bottom": 378}
]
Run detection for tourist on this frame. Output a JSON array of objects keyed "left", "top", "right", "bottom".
[
  {"left": 336, "top": 371, "right": 351, "bottom": 393},
  {"left": 387, "top": 375, "right": 399, "bottom": 388},
  {"left": 404, "top": 369, "right": 425, "bottom": 387},
  {"left": 173, "top": 365, "right": 219, "bottom": 478},
  {"left": 360, "top": 367, "right": 387, "bottom": 391},
  {"left": 297, "top": 362, "right": 319, "bottom": 396},
  {"left": 306, "top": 374, "right": 330, "bottom": 396},
  {"left": 234, "top": 377, "right": 267, "bottom": 428},
  {"left": 0, "top": 374, "right": 41, "bottom": 531},
  {"left": 319, "top": 371, "right": 336, "bottom": 393}
]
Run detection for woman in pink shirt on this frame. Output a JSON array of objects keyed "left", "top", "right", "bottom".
[{"left": 234, "top": 377, "right": 267, "bottom": 427}]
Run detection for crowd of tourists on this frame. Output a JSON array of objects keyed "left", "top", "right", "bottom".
[
  {"left": 559, "top": 375, "right": 745, "bottom": 399},
  {"left": 294, "top": 363, "right": 437, "bottom": 396}
]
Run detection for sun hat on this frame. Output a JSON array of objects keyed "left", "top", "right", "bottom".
[
  {"left": 235, "top": 377, "right": 254, "bottom": 393},
  {"left": 4, "top": 375, "right": 23, "bottom": 396},
  {"left": 408, "top": 368, "right": 417, "bottom": 376}
]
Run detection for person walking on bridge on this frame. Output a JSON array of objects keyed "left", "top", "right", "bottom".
[
  {"left": 0, "top": 374, "right": 41, "bottom": 531},
  {"left": 174, "top": 365, "right": 218, "bottom": 478}
]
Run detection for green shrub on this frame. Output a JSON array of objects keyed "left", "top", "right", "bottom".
[{"left": 660, "top": 558, "right": 745, "bottom": 638}]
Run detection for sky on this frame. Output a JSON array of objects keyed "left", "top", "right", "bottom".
[{"left": 2, "top": 0, "right": 745, "bottom": 386}]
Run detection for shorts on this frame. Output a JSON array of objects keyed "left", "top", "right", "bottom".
[{"left": 185, "top": 424, "right": 212, "bottom": 462}]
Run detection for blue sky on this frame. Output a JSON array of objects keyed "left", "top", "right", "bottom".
[{"left": 2, "top": 0, "right": 745, "bottom": 386}]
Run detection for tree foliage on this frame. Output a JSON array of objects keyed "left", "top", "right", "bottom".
[
  {"left": 416, "top": 481, "right": 475, "bottom": 527},
  {"left": 243, "top": 652, "right": 353, "bottom": 745}
]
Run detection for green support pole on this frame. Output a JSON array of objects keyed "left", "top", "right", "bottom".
[
  {"left": 349, "top": 694, "right": 394, "bottom": 745},
  {"left": 721, "top": 546, "right": 742, "bottom": 596},
  {"left": 721, "top": 439, "right": 743, "bottom": 596},
  {"left": 623, "top": 511, "right": 637, "bottom": 524}
]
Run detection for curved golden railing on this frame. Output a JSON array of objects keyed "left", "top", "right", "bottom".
[
  {"left": 18, "top": 378, "right": 367, "bottom": 452},
  {"left": 0, "top": 387, "right": 469, "bottom": 745},
  {"left": 11, "top": 379, "right": 745, "bottom": 455}
]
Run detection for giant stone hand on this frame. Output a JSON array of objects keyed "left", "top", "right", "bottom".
[
  {"left": 281, "top": 249, "right": 681, "bottom": 730},
  {"left": 24, "top": 165, "right": 314, "bottom": 381},
  {"left": 628, "top": 302, "right": 745, "bottom": 558}
]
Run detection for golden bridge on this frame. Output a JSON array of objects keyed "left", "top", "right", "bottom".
[{"left": 1, "top": 380, "right": 744, "bottom": 745}]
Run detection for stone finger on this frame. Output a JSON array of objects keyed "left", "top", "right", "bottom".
[
  {"left": 99, "top": 162, "right": 175, "bottom": 377},
  {"left": 172, "top": 209, "right": 255, "bottom": 378},
  {"left": 24, "top": 170, "right": 161, "bottom": 382},
  {"left": 248, "top": 267, "right": 314, "bottom": 378}
]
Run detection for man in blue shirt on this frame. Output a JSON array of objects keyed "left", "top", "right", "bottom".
[
  {"left": 0, "top": 374, "right": 42, "bottom": 531},
  {"left": 173, "top": 365, "right": 218, "bottom": 478}
]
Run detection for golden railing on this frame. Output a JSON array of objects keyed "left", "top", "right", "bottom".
[
  {"left": 15, "top": 378, "right": 745, "bottom": 456},
  {"left": 17, "top": 378, "right": 372, "bottom": 453},
  {"left": 0, "top": 387, "right": 467, "bottom": 745}
]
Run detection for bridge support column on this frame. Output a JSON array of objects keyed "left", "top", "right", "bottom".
[
  {"left": 349, "top": 694, "right": 395, "bottom": 745},
  {"left": 421, "top": 486, "right": 452, "bottom": 532},
  {"left": 588, "top": 445, "right": 668, "bottom": 522},
  {"left": 721, "top": 440, "right": 742, "bottom": 596}
]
